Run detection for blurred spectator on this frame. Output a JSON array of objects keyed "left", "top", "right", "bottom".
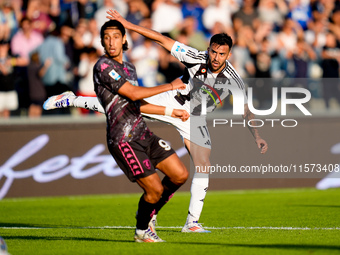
[
  {"left": 46, "top": 0, "right": 61, "bottom": 27},
  {"left": 289, "top": 37, "right": 317, "bottom": 93},
  {"left": 27, "top": 52, "right": 49, "bottom": 118},
  {"left": 72, "top": 18, "right": 88, "bottom": 50},
  {"left": 170, "top": 16, "right": 208, "bottom": 51},
  {"left": 257, "top": 0, "right": 288, "bottom": 30},
  {"left": 202, "top": 0, "right": 237, "bottom": 38},
  {"left": 73, "top": 0, "right": 97, "bottom": 20},
  {"left": 232, "top": 0, "right": 260, "bottom": 32},
  {"left": 94, "top": 0, "right": 128, "bottom": 32},
  {"left": 230, "top": 25, "right": 256, "bottom": 78},
  {"left": 130, "top": 38, "right": 159, "bottom": 87},
  {"left": 305, "top": 18, "right": 327, "bottom": 56},
  {"left": 0, "top": 0, "right": 21, "bottom": 41},
  {"left": 209, "top": 21, "right": 231, "bottom": 37},
  {"left": 76, "top": 46, "right": 98, "bottom": 114},
  {"left": 321, "top": 31, "right": 340, "bottom": 109},
  {"left": 0, "top": 40, "right": 28, "bottom": 118},
  {"left": 277, "top": 18, "right": 303, "bottom": 77},
  {"left": 35, "top": 28, "right": 71, "bottom": 102},
  {"left": 181, "top": 0, "right": 209, "bottom": 36},
  {"left": 329, "top": 9, "right": 340, "bottom": 41},
  {"left": 290, "top": 37, "right": 317, "bottom": 79},
  {"left": 24, "top": 0, "right": 55, "bottom": 36},
  {"left": 10, "top": 16, "right": 44, "bottom": 115},
  {"left": 311, "top": 0, "right": 335, "bottom": 22},
  {"left": 287, "top": 0, "right": 313, "bottom": 31},
  {"left": 1, "top": 0, "right": 340, "bottom": 117},
  {"left": 126, "top": 0, "right": 150, "bottom": 25},
  {"left": 127, "top": 17, "right": 151, "bottom": 49},
  {"left": 72, "top": 19, "right": 89, "bottom": 68},
  {"left": 277, "top": 19, "right": 303, "bottom": 53},
  {"left": 82, "top": 18, "right": 103, "bottom": 55},
  {"left": 60, "top": 24, "right": 77, "bottom": 91},
  {"left": 11, "top": 17, "right": 44, "bottom": 59},
  {"left": 59, "top": 0, "right": 96, "bottom": 28},
  {"left": 251, "top": 37, "right": 275, "bottom": 78},
  {"left": 151, "top": 0, "right": 183, "bottom": 34},
  {"left": 249, "top": 37, "right": 277, "bottom": 109},
  {"left": 253, "top": 21, "right": 277, "bottom": 47}
]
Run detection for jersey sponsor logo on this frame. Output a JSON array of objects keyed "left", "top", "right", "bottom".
[
  {"left": 176, "top": 45, "right": 186, "bottom": 53},
  {"left": 101, "top": 63, "right": 109, "bottom": 72},
  {"left": 108, "top": 69, "right": 121, "bottom": 81}
]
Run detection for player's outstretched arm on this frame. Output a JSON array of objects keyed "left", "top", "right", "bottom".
[
  {"left": 243, "top": 104, "right": 268, "bottom": 154},
  {"left": 106, "top": 9, "right": 175, "bottom": 52},
  {"left": 140, "top": 100, "right": 189, "bottom": 122},
  {"left": 118, "top": 78, "right": 185, "bottom": 101}
]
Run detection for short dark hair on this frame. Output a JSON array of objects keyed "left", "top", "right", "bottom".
[
  {"left": 209, "top": 33, "right": 233, "bottom": 49},
  {"left": 100, "top": 20, "right": 128, "bottom": 51}
]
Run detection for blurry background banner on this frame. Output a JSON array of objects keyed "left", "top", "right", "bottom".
[{"left": 0, "top": 116, "right": 337, "bottom": 199}]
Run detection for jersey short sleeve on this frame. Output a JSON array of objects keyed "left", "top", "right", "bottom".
[
  {"left": 93, "top": 56, "right": 152, "bottom": 145},
  {"left": 170, "top": 41, "right": 207, "bottom": 65},
  {"left": 93, "top": 58, "right": 128, "bottom": 94}
]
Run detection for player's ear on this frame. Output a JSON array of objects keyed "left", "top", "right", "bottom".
[
  {"left": 122, "top": 34, "right": 127, "bottom": 45},
  {"left": 227, "top": 51, "right": 232, "bottom": 59}
]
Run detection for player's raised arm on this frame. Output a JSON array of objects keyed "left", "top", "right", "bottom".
[
  {"left": 106, "top": 9, "right": 175, "bottom": 52},
  {"left": 243, "top": 104, "right": 268, "bottom": 154},
  {"left": 118, "top": 78, "right": 185, "bottom": 101}
]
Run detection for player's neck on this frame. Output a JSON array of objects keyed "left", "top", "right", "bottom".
[{"left": 105, "top": 53, "right": 124, "bottom": 64}]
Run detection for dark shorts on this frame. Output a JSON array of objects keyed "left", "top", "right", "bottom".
[{"left": 108, "top": 134, "right": 175, "bottom": 182}]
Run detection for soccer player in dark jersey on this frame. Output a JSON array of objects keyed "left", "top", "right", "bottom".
[
  {"left": 93, "top": 20, "right": 189, "bottom": 242},
  {"left": 44, "top": 11, "right": 268, "bottom": 234},
  {"left": 104, "top": 9, "right": 268, "bottom": 233}
]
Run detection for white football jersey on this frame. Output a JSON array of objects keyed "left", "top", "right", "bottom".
[{"left": 170, "top": 41, "right": 248, "bottom": 116}]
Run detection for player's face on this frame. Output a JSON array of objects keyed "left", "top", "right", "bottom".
[
  {"left": 102, "top": 27, "right": 126, "bottom": 61},
  {"left": 207, "top": 43, "right": 231, "bottom": 73}
]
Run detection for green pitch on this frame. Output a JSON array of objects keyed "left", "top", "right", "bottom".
[{"left": 1, "top": 188, "right": 340, "bottom": 255}]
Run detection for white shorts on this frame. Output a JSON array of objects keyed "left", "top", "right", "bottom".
[
  {"left": 0, "top": 91, "right": 18, "bottom": 111},
  {"left": 143, "top": 90, "right": 211, "bottom": 149}
]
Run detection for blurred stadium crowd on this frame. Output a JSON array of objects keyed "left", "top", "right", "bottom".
[{"left": 0, "top": 0, "right": 339, "bottom": 118}]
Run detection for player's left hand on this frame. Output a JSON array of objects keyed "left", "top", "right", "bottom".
[
  {"left": 172, "top": 109, "right": 190, "bottom": 122},
  {"left": 256, "top": 138, "right": 268, "bottom": 154},
  {"left": 171, "top": 78, "right": 186, "bottom": 90},
  {"left": 106, "top": 9, "right": 130, "bottom": 28}
]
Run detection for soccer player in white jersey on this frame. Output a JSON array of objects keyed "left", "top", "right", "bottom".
[{"left": 44, "top": 10, "right": 268, "bottom": 233}]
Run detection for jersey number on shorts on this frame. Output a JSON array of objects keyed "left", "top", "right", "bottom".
[{"left": 159, "top": 139, "right": 171, "bottom": 151}]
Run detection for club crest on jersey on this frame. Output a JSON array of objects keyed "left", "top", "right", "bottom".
[
  {"left": 108, "top": 69, "right": 121, "bottom": 81},
  {"left": 143, "top": 159, "right": 151, "bottom": 170},
  {"left": 201, "top": 68, "right": 206, "bottom": 73}
]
